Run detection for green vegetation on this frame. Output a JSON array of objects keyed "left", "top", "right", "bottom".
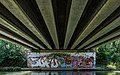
[
  {"left": 96, "top": 40, "right": 120, "bottom": 68},
  {"left": 0, "top": 39, "right": 120, "bottom": 68},
  {"left": 0, "top": 40, "right": 29, "bottom": 67}
]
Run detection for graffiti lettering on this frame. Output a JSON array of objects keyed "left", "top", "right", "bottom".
[{"left": 27, "top": 52, "right": 96, "bottom": 68}]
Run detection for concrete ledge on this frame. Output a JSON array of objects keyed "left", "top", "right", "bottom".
[
  {"left": 0, "top": 67, "right": 120, "bottom": 71},
  {"left": 0, "top": 67, "right": 21, "bottom": 71}
]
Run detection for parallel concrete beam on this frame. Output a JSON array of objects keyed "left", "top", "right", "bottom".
[
  {"left": 0, "top": 16, "right": 45, "bottom": 49},
  {"left": 85, "top": 29, "right": 120, "bottom": 49},
  {"left": 78, "top": 17, "right": 120, "bottom": 49},
  {"left": 0, "top": 0, "right": 52, "bottom": 49},
  {"left": 0, "top": 30, "right": 38, "bottom": 49},
  {"left": 90, "top": 36, "right": 120, "bottom": 49},
  {"left": 0, "top": 35, "right": 31, "bottom": 50},
  {"left": 36, "top": 0, "right": 59, "bottom": 49},
  {"left": 71, "top": 0, "right": 120, "bottom": 49},
  {"left": 64, "top": 0, "right": 88, "bottom": 48}
]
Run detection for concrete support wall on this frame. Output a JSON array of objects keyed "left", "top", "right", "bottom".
[{"left": 27, "top": 52, "right": 96, "bottom": 68}]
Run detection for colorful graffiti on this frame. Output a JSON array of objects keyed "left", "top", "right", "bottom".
[{"left": 27, "top": 52, "right": 96, "bottom": 68}]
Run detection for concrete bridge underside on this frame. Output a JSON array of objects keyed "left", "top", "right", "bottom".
[{"left": 0, "top": 0, "right": 120, "bottom": 50}]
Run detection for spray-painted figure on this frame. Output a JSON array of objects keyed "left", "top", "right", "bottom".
[
  {"left": 59, "top": 57, "right": 66, "bottom": 68},
  {"left": 72, "top": 56, "right": 77, "bottom": 68},
  {"left": 51, "top": 58, "right": 60, "bottom": 68},
  {"left": 90, "top": 56, "right": 95, "bottom": 67},
  {"left": 86, "top": 57, "right": 92, "bottom": 68},
  {"left": 78, "top": 56, "right": 83, "bottom": 67},
  {"left": 66, "top": 56, "right": 72, "bottom": 68}
]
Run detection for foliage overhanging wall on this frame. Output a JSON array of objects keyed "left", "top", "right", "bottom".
[{"left": 27, "top": 52, "right": 96, "bottom": 68}]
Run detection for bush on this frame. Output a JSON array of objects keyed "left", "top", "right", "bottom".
[
  {"left": 96, "top": 40, "right": 120, "bottom": 68},
  {"left": 0, "top": 40, "right": 29, "bottom": 67}
]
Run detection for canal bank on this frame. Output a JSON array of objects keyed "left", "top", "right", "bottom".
[
  {"left": 1, "top": 71, "right": 120, "bottom": 75},
  {"left": 0, "top": 67, "right": 120, "bottom": 71}
]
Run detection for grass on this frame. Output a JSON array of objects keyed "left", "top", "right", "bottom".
[
  {"left": 96, "top": 64, "right": 117, "bottom": 69},
  {"left": 106, "top": 64, "right": 116, "bottom": 69}
]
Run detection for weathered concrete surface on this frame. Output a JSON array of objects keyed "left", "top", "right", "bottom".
[
  {"left": 85, "top": 30, "right": 120, "bottom": 49},
  {"left": 0, "top": 0, "right": 119, "bottom": 50},
  {"left": 71, "top": 0, "right": 120, "bottom": 49},
  {"left": 85, "top": 36, "right": 120, "bottom": 49},
  {"left": 78, "top": 17, "right": 120, "bottom": 49},
  {"left": 0, "top": 29, "right": 38, "bottom": 49},
  {"left": 64, "top": 0, "right": 88, "bottom": 48},
  {"left": 36, "top": 0, "right": 59, "bottom": 49},
  {"left": 0, "top": 16, "right": 45, "bottom": 49},
  {"left": 0, "top": 0, "right": 52, "bottom": 49}
]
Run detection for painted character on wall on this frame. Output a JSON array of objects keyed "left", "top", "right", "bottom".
[
  {"left": 51, "top": 58, "right": 60, "bottom": 68},
  {"left": 28, "top": 56, "right": 40, "bottom": 68},
  {"left": 59, "top": 57, "right": 66, "bottom": 68},
  {"left": 78, "top": 56, "right": 83, "bottom": 67},
  {"left": 90, "top": 56, "right": 94, "bottom": 67},
  {"left": 72, "top": 56, "right": 77, "bottom": 68},
  {"left": 86, "top": 57, "right": 92, "bottom": 68},
  {"left": 66, "top": 56, "right": 72, "bottom": 68}
]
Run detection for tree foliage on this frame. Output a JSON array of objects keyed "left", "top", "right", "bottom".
[
  {"left": 96, "top": 40, "right": 120, "bottom": 68},
  {"left": 0, "top": 39, "right": 120, "bottom": 68},
  {"left": 0, "top": 40, "right": 29, "bottom": 67}
]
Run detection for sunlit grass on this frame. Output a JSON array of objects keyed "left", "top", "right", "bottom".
[
  {"left": 106, "top": 64, "right": 116, "bottom": 69},
  {"left": 4, "top": 71, "right": 31, "bottom": 75}
]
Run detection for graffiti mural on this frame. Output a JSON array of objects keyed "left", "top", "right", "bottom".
[{"left": 27, "top": 52, "right": 96, "bottom": 68}]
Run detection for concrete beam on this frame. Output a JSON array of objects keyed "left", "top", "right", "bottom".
[
  {"left": 0, "top": 0, "right": 52, "bottom": 49},
  {"left": 64, "top": 0, "right": 88, "bottom": 48},
  {"left": 0, "top": 16, "right": 45, "bottom": 49},
  {"left": 36, "top": 0, "right": 59, "bottom": 49},
  {"left": 78, "top": 17, "right": 120, "bottom": 49},
  {"left": 71, "top": 0, "right": 120, "bottom": 49},
  {"left": 90, "top": 36, "right": 120, "bottom": 49},
  {"left": 85, "top": 29, "right": 120, "bottom": 49},
  {"left": 0, "top": 30, "right": 38, "bottom": 50},
  {"left": 0, "top": 35, "right": 32, "bottom": 50}
]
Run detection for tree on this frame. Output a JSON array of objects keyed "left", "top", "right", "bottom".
[
  {"left": 96, "top": 40, "right": 120, "bottom": 68},
  {"left": 0, "top": 40, "right": 29, "bottom": 67}
]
